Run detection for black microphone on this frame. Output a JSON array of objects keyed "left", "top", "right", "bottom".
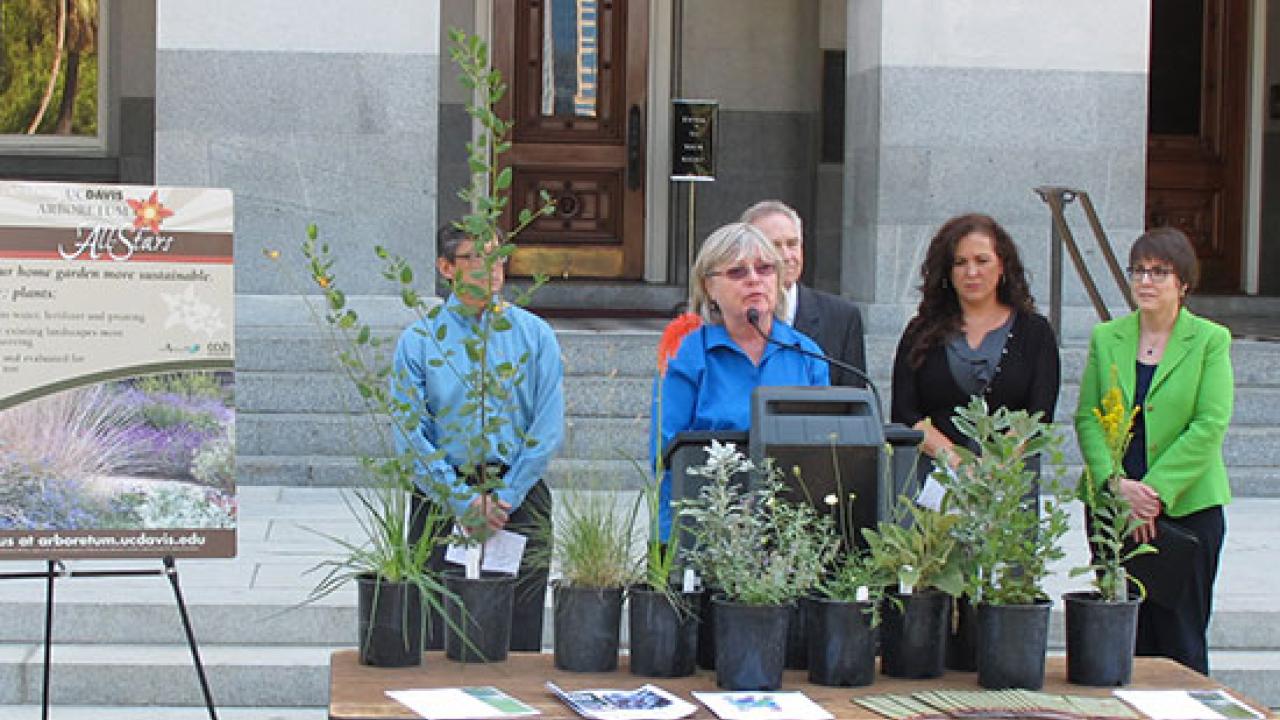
[{"left": 745, "top": 308, "right": 884, "bottom": 418}]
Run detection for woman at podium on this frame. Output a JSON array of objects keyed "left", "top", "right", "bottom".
[
  {"left": 890, "top": 213, "right": 1061, "bottom": 483},
  {"left": 650, "top": 222, "right": 829, "bottom": 538}
]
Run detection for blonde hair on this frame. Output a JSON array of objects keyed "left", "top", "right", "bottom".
[{"left": 689, "top": 222, "right": 786, "bottom": 324}]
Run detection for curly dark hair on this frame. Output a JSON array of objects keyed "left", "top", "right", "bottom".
[{"left": 906, "top": 213, "right": 1036, "bottom": 368}]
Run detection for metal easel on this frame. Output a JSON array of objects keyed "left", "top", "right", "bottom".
[{"left": 0, "top": 556, "right": 217, "bottom": 720}]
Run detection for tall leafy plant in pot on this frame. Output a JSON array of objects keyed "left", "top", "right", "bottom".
[
  {"left": 938, "top": 397, "right": 1071, "bottom": 690},
  {"left": 679, "top": 441, "right": 838, "bottom": 691},
  {"left": 1066, "top": 370, "right": 1154, "bottom": 686},
  {"left": 862, "top": 497, "right": 964, "bottom": 680},
  {"left": 296, "top": 230, "right": 452, "bottom": 668},
  {"left": 425, "top": 28, "right": 555, "bottom": 664},
  {"left": 288, "top": 28, "right": 554, "bottom": 667}
]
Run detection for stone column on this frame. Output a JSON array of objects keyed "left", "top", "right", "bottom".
[
  {"left": 844, "top": 0, "right": 1150, "bottom": 340},
  {"left": 155, "top": 0, "right": 440, "bottom": 323}
]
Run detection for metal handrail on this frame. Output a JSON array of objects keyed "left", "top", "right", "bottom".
[{"left": 1033, "top": 186, "right": 1135, "bottom": 343}]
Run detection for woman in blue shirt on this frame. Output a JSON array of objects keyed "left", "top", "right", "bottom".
[{"left": 651, "top": 222, "right": 829, "bottom": 537}]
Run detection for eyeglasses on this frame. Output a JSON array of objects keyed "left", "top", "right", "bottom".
[
  {"left": 1126, "top": 265, "right": 1174, "bottom": 283},
  {"left": 707, "top": 262, "right": 777, "bottom": 281},
  {"left": 453, "top": 253, "right": 507, "bottom": 265}
]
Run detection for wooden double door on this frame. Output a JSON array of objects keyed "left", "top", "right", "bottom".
[
  {"left": 1146, "top": 0, "right": 1249, "bottom": 292},
  {"left": 493, "top": 0, "right": 648, "bottom": 280}
]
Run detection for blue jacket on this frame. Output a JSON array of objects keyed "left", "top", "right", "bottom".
[{"left": 650, "top": 321, "right": 829, "bottom": 537}]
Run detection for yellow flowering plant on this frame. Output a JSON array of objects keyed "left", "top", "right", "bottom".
[{"left": 1069, "top": 366, "right": 1155, "bottom": 602}]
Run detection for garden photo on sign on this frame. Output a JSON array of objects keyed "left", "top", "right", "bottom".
[
  {"left": 0, "top": 371, "right": 235, "bottom": 533},
  {"left": 0, "top": 0, "right": 100, "bottom": 136}
]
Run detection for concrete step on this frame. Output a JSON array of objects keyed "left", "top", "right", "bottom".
[
  {"left": 1054, "top": 385, "right": 1280, "bottom": 427},
  {"left": 0, "top": 644, "right": 335, "bottom": 706},
  {"left": 234, "top": 455, "right": 647, "bottom": 488},
  {"left": 861, "top": 336, "right": 1280, "bottom": 388},
  {"left": 0, "top": 604, "right": 352, "bottom": 647},
  {"left": 235, "top": 410, "right": 1280, "bottom": 467},
  {"left": 237, "top": 414, "right": 650, "bottom": 461},
  {"left": 1207, "top": 651, "right": 1280, "bottom": 709},
  {"left": 0, "top": 707, "right": 324, "bottom": 719},
  {"left": 236, "top": 370, "right": 652, "bottom": 418},
  {"left": 236, "top": 325, "right": 662, "bottom": 378},
  {"left": 236, "top": 330, "right": 1278, "bottom": 387},
  {"left": 1057, "top": 426, "right": 1280, "bottom": 469},
  {"left": 232, "top": 369, "right": 1280, "bottom": 429}
]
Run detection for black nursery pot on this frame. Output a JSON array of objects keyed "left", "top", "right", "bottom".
[
  {"left": 696, "top": 587, "right": 718, "bottom": 670},
  {"left": 946, "top": 595, "right": 979, "bottom": 672},
  {"left": 784, "top": 599, "right": 810, "bottom": 670},
  {"left": 977, "top": 599, "right": 1052, "bottom": 690},
  {"left": 1064, "top": 592, "right": 1141, "bottom": 687},
  {"left": 553, "top": 584, "right": 624, "bottom": 672},
  {"left": 357, "top": 574, "right": 423, "bottom": 667},
  {"left": 807, "top": 597, "right": 878, "bottom": 687},
  {"left": 628, "top": 587, "right": 699, "bottom": 678},
  {"left": 880, "top": 590, "right": 950, "bottom": 679},
  {"left": 712, "top": 597, "right": 791, "bottom": 690},
  {"left": 443, "top": 571, "right": 516, "bottom": 663}
]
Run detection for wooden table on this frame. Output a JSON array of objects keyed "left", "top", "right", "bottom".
[{"left": 329, "top": 651, "right": 1268, "bottom": 720}]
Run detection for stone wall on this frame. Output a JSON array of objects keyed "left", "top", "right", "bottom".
[
  {"left": 155, "top": 0, "right": 440, "bottom": 302},
  {"left": 845, "top": 0, "right": 1151, "bottom": 339}
]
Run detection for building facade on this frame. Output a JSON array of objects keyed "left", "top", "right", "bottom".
[{"left": 1, "top": 0, "right": 1275, "bottom": 335}]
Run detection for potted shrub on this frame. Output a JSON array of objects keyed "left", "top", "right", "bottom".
[
  {"left": 541, "top": 483, "right": 642, "bottom": 673},
  {"left": 1066, "top": 375, "right": 1154, "bottom": 686},
  {"left": 290, "top": 29, "right": 555, "bottom": 667},
  {"left": 939, "top": 398, "right": 1071, "bottom": 690},
  {"left": 804, "top": 453, "right": 891, "bottom": 687},
  {"left": 679, "top": 441, "right": 838, "bottom": 691},
  {"left": 809, "top": 551, "right": 889, "bottom": 687},
  {"left": 862, "top": 499, "right": 964, "bottom": 680}
]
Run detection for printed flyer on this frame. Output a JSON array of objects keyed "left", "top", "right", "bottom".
[{"left": 0, "top": 181, "right": 235, "bottom": 559}]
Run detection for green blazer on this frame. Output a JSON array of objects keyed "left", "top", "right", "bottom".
[{"left": 1074, "top": 308, "right": 1234, "bottom": 518}]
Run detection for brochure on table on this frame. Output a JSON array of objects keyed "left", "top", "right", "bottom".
[
  {"left": 692, "top": 691, "right": 834, "bottom": 720},
  {"left": 387, "top": 687, "right": 539, "bottom": 720},
  {"left": 546, "top": 682, "right": 697, "bottom": 720},
  {"left": 1114, "top": 690, "right": 1264, "bottom": 720}
]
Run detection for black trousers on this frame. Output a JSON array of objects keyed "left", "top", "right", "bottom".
[
  {"left": 408, "top": 480, "right": 552, "bottom": 651},
  {"left": 1133, "top": 505, "right": 1225, "bottom": 675}
]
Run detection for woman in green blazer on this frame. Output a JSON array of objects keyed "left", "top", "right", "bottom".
[{"left": 1074, "top": 227, "right": 1234, "bottom": 674}]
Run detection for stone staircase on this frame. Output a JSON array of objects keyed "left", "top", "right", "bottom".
[{"left": 0, "top": 317, "right": 1275, "bottom": 717}]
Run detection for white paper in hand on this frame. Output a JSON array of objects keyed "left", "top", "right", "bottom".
[
  {"left": 445, "top": 528, "right": 527, "bottom": 576},
  {"left": 914, "top": 474, "right": 947, "bottom": 511}
]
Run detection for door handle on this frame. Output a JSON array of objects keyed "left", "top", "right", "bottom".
[{"left": 627, "top": 104, "right": 643, "bottom": 191}]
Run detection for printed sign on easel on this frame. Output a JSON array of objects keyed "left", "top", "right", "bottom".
[{"left": 0, "top": 181, "right": 236, "bottom": 559}]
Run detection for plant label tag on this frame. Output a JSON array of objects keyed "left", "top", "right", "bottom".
[
  {"left": 914, "top": 475, "right": 947, "bottom": 511},
  {"left": 444, "top": 529, "right": 526, "bottom": 576},
  {"left": 480, "top": 529, "right": 526, "bottom": 575},
  {"left": 682, "top": 568, "right": 701, "bottom": 593}
]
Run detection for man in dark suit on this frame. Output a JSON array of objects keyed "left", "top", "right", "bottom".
[{"left": 742, "top": 200, "right": 867, "bottom": 386}]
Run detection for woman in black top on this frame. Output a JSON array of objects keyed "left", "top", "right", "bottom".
[{"left": 892, "top": 213, "right": 1061, "bottom": 474}]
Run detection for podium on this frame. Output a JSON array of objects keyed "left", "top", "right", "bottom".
[{"left": 668, "top": 386, "right": 924, "bottom": 550}]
